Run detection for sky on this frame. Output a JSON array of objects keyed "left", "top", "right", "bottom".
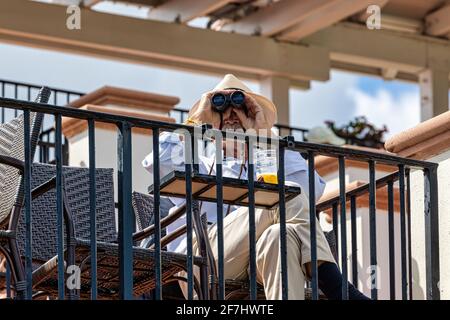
[
  {"left": 0, "top": 1, "right": 427, "bottom": 140},
  {"left": 290, "top": 72, "right": 421, "bottom": 138}
]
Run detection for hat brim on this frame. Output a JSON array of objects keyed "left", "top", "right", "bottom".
[{"left": 190, "top": 91, "right": 277, "bottom": 128}]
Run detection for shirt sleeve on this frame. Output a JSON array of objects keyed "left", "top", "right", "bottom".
[
  {"left": 142, "top": 131, "right": 186, "bottom": 178},
  {"left": 284, "top": 150, "right": 326, "bottom": 202},
  {"left": 284, "top": 150, "right": 307, "bottom": 175},
  {"left": 142, "top": 131, "right": 213, "bottom": 178}
]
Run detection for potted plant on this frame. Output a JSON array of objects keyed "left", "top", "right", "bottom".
[{"left": 325, "top": 116, "right": 388, "bottom": 149}]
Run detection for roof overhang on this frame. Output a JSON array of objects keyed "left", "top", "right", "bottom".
[{"left": 0, "top": 0, "right": 329, "bottom": 85}]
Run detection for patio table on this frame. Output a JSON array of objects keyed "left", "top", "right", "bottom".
[{"left": 148, "top": 170, "right": 301, "bottom": 210}]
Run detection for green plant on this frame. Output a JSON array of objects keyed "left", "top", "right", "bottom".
[{"left": 325, "top": 116, "right": 388, "bottom": 149}]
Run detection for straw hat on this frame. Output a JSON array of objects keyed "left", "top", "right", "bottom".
[
  {"left": 189, "top": 74, "right": 278, "bottom": 128},
  {"left": 307, "top": 126, "right": 346, "bottom": 146}
]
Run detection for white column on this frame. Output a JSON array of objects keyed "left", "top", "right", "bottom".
[
  {"left": 419, "top": 68, "right": 449, "bottom": 121},
  {"left": 260, "top": 76, "right": 291, "bottom": 127}
]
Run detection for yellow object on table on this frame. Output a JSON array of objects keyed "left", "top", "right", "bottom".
[{"left": 257, "top": 173, "right": 278, "bottom": 184}]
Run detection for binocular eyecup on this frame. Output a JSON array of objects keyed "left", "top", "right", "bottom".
[{"left": 211, "top": 90, "right": 246, "bottom": 113}]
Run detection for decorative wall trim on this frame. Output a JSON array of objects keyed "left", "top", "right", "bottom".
[
  {"left": 69, "top": 86, "right": 180, "bottom": 113},
  {"left": 315, "top": 145, "right": 397, "bottom": 177},
  {"left": 385, "top": 111, "right": 450, "bottom": 160},
  {"left": 62, "top": 104, "right": 175, "bottom": 138},
  {"left": 318, "top": 180, "right": 401, "bottom": 223}
]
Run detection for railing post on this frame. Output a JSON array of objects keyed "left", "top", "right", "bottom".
[
  {"left": 387, "top": 180, "right": 396, "bottom": 300},
  {"left": 184, "top": 130, "right": 194, "bottom": 300},
  {"left": 214, "top": 130, "right": 225, "bottom": 300},
  {"left": 398, "top": 165, "right": 408, "bottom": 299},
  {"left": 278, "top": 139, "right": 289, "bottom": 300},
  {"left": 117, "top": 121, "right": 134, "bottom": 300},
  {"left": 368, "top": 160, "right": 378, "bottom": 299},
  {"left": 332, "top": 203, "right": 339, "bottom": 263},
  {"left": 55, "top": 113, "right": 65, "bottom": 300},
  {"left": 14, "top": 85, "right": 18, "bottom": 117},
  {"left": 247, "top": 135, "right": 257, "bottom": 300},
  {"left": 88, "top": 118, "right": 97, "bottom": 300},
  {"left": 152, "top": 128, "right": 162, "bottom": 300},
  {"left": 23, "top": 109, "right": 32, "bottom": 300},
  {"left": 308, "top": 151, "right": 318, "bottom": 300},
  {"left": 423, "top": 166, "right": 440, "bottom": 300},
  {"left": 350, "top": 196, "right": 358, "bottom": 288},
  {"left": 338, "top": 156, "right": 348, "bottom": 299}
]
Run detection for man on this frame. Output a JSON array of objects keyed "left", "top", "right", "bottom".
[{"left": 143, "top": 74, "right": 369, "bottom": 300}]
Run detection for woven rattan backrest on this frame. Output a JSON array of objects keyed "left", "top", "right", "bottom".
[
  {"left": 63, "top": 165, "right": 117, "bottom": 243},
  {"left": 132, "top": 192, "right": 155, "bottom": 231},
  {"left": 16, "top": 163, "right": 117, "bottom": 262},
  {"left": 0, "top": 115, "right": 27, "bottom": 225},
  {"left": 131, "top": 192, "right": 174, "bottom": 248},
  {"left": 131, "top": 192, "right": 173, "bottom": 231},
  {"left": 0, "top": 87, "right": 49, "bottom": 226}
]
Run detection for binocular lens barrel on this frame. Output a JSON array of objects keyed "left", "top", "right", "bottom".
[
  {"left": 211, "top": 91, "right": 245, "bottom": 112},
  {"left": 230, "top": 91, "right": 245, "bottom": 107},
  {"left": 212, "top": 93, "right": 227, "bottom": 109}
]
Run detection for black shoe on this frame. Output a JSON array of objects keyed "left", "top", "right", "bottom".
[
  {"left": 347, "top": 283, "right": 371, "bottom": 300},
  {"left": 318, "top": 262, "right": 371, "bottom": 300}
]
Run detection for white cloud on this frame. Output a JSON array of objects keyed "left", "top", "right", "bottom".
[
  {"left": 289, "top": 71, "right": 359, "bottom": 129},
  {"left": 289, "top": 71, "right": 421, "bottom": 140},
  {"left": 346, "top": 87, "right": 420, "bottom": 138}
]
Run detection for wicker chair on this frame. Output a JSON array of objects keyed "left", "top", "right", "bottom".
[
  {"left": 0, "top": 90, "right": 209, "bottom": 299},
  {"left": 0, "top": 87, "right": 51, "bottom": 299},
  {"left": 1, "top": 160, "right": 208, "bottom": 300},
  {"left": 132, "top": 191, "right": 214, "bottom": 300},
  {"left": 131, "top": 191, "right": 336, "bottom": 300},
  {"left": 13, "top": 163, "right": 208, "bottom": 300}
]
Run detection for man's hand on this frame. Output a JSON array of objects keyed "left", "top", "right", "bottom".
[
  {"left": 187, "top": 92, "right": 221, "bottom": 128},
  {"left": 233, "top": 94, "right": 272, "bottom": 133}
]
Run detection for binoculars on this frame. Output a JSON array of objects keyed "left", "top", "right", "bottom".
[{"left": 211, "top": 90, "right": 246, "bottom": 113}]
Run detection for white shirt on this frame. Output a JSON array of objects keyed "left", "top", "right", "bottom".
[{"left": 142, "top": 131, "right": 326, "bottom": 251}]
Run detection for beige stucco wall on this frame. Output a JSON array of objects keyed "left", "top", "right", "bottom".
[{"left": 409, "top": 149, "right": 450, "bottom": 299}]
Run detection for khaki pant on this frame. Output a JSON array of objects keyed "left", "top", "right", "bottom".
[{"left": 180, "top": 192, "right": 336, "bottom": 300}]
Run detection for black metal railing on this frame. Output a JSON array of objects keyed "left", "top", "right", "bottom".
[
  {"left": 1, "top": 79, "right": 387, "bottom": 168},
  {"left": 170, "top": 107, "right": 189, "bottom": 124},
  {"left": 171, "top": 108, "right": 309, "bottom": 141},
  {"left": 0, "top": 79, "right": 84, "bottom": 117},
  {"left": 0, "top": 96, "right": 440, "bottom": 300},
  {"left": 0, "top": 79, "right": 82, "bottom": 164},
  {"left": 38, "top": 128, "right": 70, "bottom": 165},
  {"left": 316, "top": 169, "right": 414, "bottom": 300}
]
